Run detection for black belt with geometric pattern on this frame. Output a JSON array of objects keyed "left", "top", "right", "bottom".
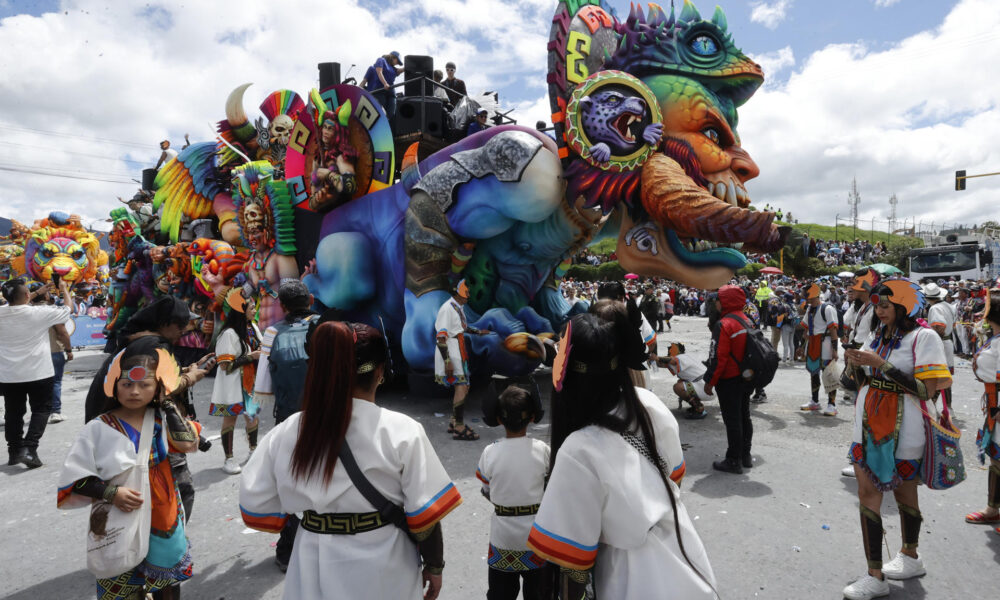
[
  {"left": 869, "top": 378, "right": 903, "bottom": 393},
  {"left": 494, "top": 503, "right": 540, "bottom": 516},
  {"left": 300, "top": 509, "right": 390, "bottom": 534}
]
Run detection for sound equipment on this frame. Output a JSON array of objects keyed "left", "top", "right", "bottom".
[
  {"left": 141, "top": 168, "right": 157, "bottom": 191},
  {"left": 393, "top": 97, "right": 445, "bottom": 137},
  {"left": 318, "top": 62, "right": 341, "bottom": 89},
  {"left": 403, "top": 55, "right": 433, "bottom": 97}
]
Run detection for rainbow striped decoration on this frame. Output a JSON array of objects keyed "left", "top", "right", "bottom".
[
  {"left": 405, "top": 483, "right": 462, "bottom": 533},
  {"left": 240, "top": 505, "right": 288, "bottom": 534},
  {"left": 526, "top": 523, "right": 598, "bottom": 570},
  {"left": 258, "top": 89, "right": 305, "bottom": 122},
  {"left": 153, "top": 142, "right": 223, "bottom": 242}
]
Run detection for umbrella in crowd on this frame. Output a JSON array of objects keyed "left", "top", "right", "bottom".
[
  {"left": 868, "top": 263, "right": 903, "bottom": 276},
  {"left": 837, "top": 271, "right": 854, "bottom": 278},
  {"left": 760, "top": 266, "right": 783, "bottom": 275},
  {"left": 624, "top": 273, "right": 639, "bottom": 280}
]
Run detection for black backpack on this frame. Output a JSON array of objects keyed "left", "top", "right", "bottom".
[
  {"left": 269, "top": 314, "right": 318, "bottom": 422},
  {"left": 723, "top": 313, "right": 779, "bottom": 389}
]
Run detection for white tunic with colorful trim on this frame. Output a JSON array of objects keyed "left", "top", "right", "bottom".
[
  {"left": 476, "top": 436, "right": 550, "bottom": 572},
  {"left": 209, "top": 327, "right": 258, "bottom": 417},
  {"left": 434, "top": 299, "right": 470, "bottom": 386},
  {"left": 927, "top": 301, "right": 957, "bottom": 368},
  {"left": 239, "top": 399, "right": 462, "bottom": 600},
  {"left": 849, "top": 327, "right": 950, "bottom": 489},
  {"left": 972, "top": 332, "right": 1000, "bottom": 461},
  {"left": 527, "top": 388, "right": 715, "bottom": 599}
]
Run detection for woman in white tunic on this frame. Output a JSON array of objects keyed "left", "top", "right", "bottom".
[
  {"left": 209, "top": 289, "right": 261, "bottom": 474},
  {"left": 240, "top": 321, "right": 461, "bottom": 600},
  {"left": 527, "top": 306, "right": 715, "bottom": 600},
  {"left": 842, "top": 280, "right": 951, "bottom": 600},
  {"left": 965, "top": 289, "right": 1000, "bottom": 529}
]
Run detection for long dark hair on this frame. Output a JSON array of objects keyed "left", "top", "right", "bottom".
[
  {"left": 290, "top": 322, "right": 387, "bottom": 485},
  {"left": 547, "top": 308, "right": 713, "bottom": 596},
  {"left": 219, "top": 307, "right": 251, "bottom": 357}
]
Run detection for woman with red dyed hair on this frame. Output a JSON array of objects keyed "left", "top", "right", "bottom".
[{"left": 239, "top": 321, "right": 461, "bottom": 599}]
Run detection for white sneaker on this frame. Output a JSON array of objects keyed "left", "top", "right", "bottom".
[
  {"left": 843, "top": 573, "right": 890, "bottom": 600},
  {"left": 822, "top": 403, "right": 838, "bottom": 416},
  {"left": 48, "top": 413, "right": 65, "bottom": 424},
  {"left": 222, "top": 457, "right": 242, "bottom": 474},
  {"left": 841, "top": 465, "right": 856, "bottom": 477},
  {"left": 881, "top": 551, "right": 925, "bottom": 580},
  {"left": 800, "top": 401, "right": 821, "bottom": 411}
]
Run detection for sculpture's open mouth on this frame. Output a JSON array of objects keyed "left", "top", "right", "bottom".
[
  {"left": 612, "top": 111, "right": 643, "bottom": 145},
  {"left": 640, "top": 152, "right": 788, "bottom": 270}
]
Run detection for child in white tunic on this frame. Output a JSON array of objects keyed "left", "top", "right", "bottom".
[
  {"left": 477, "top": 386, "right": 551, "bottom": 599},
  {"left": 528, "top": 309, "right": 715, "bottom": 600},
  {"left": 240, "top": 321, "right": 460, "bottom": 600}
]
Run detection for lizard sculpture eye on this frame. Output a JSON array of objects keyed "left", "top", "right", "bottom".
[
  {"left": 702, "top": 127, "right": 721, "bottom": 145},
  {"left": 690, "top": 34, "right": 719, "bottom": 57}
]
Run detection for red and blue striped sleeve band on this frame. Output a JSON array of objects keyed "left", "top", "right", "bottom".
[
  {"left": 406, "top": 482, "right": 462, "bottom": 533},
  {"left": 526, "top": 523, "right": 598, "bottom": 571},
  {"left": 240, "top": 505, "right": 288, "bottom": 534}
]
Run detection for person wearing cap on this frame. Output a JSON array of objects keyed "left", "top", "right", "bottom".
[
  {"left": 467, "top": 108, "right": 489, "bottom": 137},
  {"left": 923, "top": 282, "right": 957, "bottom": 408},
  {"left": 363, "top": 51, "right": 404, "bottom": 118},
  {"left": 799, "top": 282, "right": 840, "bottom": 416},
  {"left": 435, "top": 280, "right": 487, "bottom": 441},
  {"left": 442, "top": 61, "right": 467, "bottom": 105},
  {"left": 155, "top": 139, "right": 178, "bottom": 170}
]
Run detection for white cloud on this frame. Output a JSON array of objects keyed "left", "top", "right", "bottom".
[
  {"left": 0, "top": 0, "right": 550, "bottom": 227},
  {"left": 747, "top": 46, "right": 795, "bottom": 83},
  {"left": 749, "top": 0, "right": 793, "bottom": 30},
  {"left": 874, "top": 0, "right": 902, "bottom": 7},
  {"left": 739, "top": 0, "right": 1000, "bottom": 231}
]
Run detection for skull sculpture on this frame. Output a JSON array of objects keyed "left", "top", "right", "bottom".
[{"left": 269, "top": 115, "right": 294, "bottom": 147}]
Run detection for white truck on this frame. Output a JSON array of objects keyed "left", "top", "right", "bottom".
[{"left": 908, "top": 229, "right": 999, "bottom": 282}]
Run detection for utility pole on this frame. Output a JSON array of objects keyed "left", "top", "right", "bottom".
[
  {"left": 848, "top": 177, "right": 861, "bottom": 239},
  {"left": 888, "top": 193, "right": 898, "bottom": 236}
]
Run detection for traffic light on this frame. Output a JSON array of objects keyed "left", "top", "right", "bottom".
[{"left": 956, "top": 170, "right": 966, "bottom": 191}]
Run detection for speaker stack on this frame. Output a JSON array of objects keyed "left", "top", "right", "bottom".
[
  {"left": 394, "top": 97, "right": 445, "bottom": 138},
  {"left": 403, "top": 55, "right": 433, "bottom": 97}
]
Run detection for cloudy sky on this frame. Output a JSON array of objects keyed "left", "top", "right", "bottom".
[{"left": 0, "top": 0, "right": 994, "bottom": 235}]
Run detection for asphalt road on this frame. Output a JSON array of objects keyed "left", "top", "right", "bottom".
[{"left": 2, "top": 315, "right": 996, "bottom": 599}]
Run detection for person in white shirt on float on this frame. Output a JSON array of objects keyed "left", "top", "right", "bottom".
[{"left": 0, "top": 278, "right": 73, "bottom": 469}]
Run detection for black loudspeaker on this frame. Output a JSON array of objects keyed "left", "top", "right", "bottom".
[
  {"left": 142, "top": 168, "right": 157, "bottom": 191},
  {"left": 403, "top": 55, "right": 433, "bottom": 97},
  {"left": 318, "top": 62, "right": 341, "bottom": 89},
  {"left": 394, "top": 97, "right": 445, "bottom": 137}
]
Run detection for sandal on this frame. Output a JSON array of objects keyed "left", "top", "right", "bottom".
[
  {"left": 965, "top": 511, "right": 1000, "bottom": 524},
  {"left": 447, "top": 419, "right": 457, "bottom": 434},
  {"left": 452, "top": 424, "right": 480, "bottom": 441}
]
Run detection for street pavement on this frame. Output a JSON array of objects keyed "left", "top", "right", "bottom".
[{"left": 2, "top": 314, "right": 996, "bottom": 599}]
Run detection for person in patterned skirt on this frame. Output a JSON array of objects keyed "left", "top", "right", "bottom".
[
  {"left": 209, "top": 289, "right": 261, "bottom": 474},
  {"left": 965, "top": 288, "right": 1000, "bottom": 530},
  {"left": 434, "top": 280, "right": 486, "bottom": 441}
]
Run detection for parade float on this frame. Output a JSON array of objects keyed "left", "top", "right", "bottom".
[{"left": 5, "top": 0, "right": 784, "bottom": 377}]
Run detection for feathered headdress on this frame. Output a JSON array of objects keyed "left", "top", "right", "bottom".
[
  {"left": 230, "top": 161, "right": 297, "bottom": 256},
  {"left": 851, "top": 268, "right": 879, "bottom": 293},
  {"left": 805, "top": 283, "right": 821, "bottom": 300},
  {"left": 870, "top": 279, "right": 925, "bottom": 318},
  {"left": 103, "top": 337, "right": 181, "bottom": 397}
]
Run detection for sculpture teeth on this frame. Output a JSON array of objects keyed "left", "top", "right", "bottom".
[
  {"left": 735, "top": 184, "right": 747, "bottom": 205},
  {"left": 713, "top": 182, "right": 727, "bottom": 201},
  {"left": 725, "top": 179, "right": 738, "bottom": 206},
  {"left": 705, "top": 181, "right": 715, "bottom": 196}
]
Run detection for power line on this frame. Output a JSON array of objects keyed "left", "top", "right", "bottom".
[
  {"left": 0, "top": 160, "right": 137, "bottom": 179},
  {"left": 0, "top": 124, "right": 159, "bottom": 150},
  {"left": 0, "top": 140, "right": 151, "bottom": 165},
  {"left": 0, "top": 165, "right": 134, "bottom": 184}
]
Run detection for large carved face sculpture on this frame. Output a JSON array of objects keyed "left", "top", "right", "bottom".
[
  {"left": 241, "top": 201, "right": 269, "bottom": 250},
  {"left": 269, "top": 115, "right": 294, "bottom": 147},
  {"left": 25, "top": 228, "right": 98, "bottom": 283}
]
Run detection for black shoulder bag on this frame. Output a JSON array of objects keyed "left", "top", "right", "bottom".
[{"left": 337, "top": 441, "right": 419, "bottom": 544}]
